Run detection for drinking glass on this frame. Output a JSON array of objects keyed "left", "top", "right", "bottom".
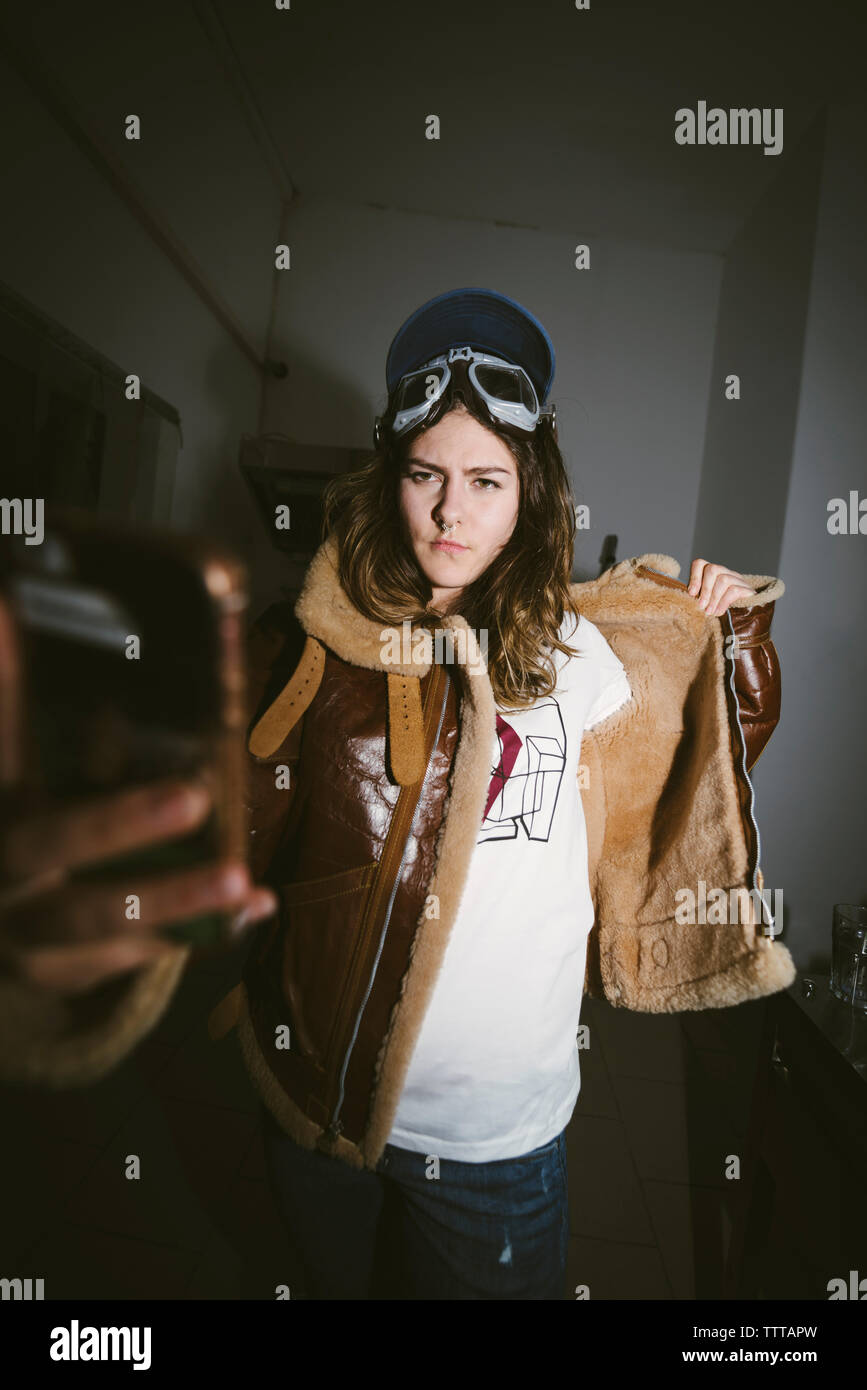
[{"left": 830, "top": 903, "right": 867, "bottom": 1012}]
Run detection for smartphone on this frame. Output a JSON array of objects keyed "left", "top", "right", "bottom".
[{"left": 0, "top": 506, "right": 248, "bottom": 952}]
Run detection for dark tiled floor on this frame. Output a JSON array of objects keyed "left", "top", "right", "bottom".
[
  {"left": 1, "top": 955, "right": 738, "bottom": 1300},
  {"left": 565, "top": 996, "right": 740, "bottom": 1299}
]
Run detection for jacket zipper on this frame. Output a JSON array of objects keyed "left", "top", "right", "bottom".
[
  {"left": 724, "top": 609, "right": 774, "bottom": 934},
  {"left": 320, "top": 664, "right": 451, "bottom": 1145},
  {"left": 321, "top": 660, "right": 446, "bottom": 1083}
]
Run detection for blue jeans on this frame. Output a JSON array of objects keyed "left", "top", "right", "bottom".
[{"left": 260, "top": 1105, "right": 569, "bottom": 1300}]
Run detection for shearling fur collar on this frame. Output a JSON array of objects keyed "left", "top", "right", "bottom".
[{"left": 293, "top": 533, "right": 784, "bottom": 674}]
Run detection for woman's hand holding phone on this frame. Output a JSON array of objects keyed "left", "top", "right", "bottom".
[{"left": 0, "top": 595, "right": 278, "bottom": 996}]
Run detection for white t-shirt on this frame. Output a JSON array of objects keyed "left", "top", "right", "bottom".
[{"left": 387, "top": 611, "right": 632, "bottom": 1162}]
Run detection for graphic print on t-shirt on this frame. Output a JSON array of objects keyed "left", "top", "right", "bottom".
[{"left": 478, "top": 698, "right": 566, "bottom": 844}]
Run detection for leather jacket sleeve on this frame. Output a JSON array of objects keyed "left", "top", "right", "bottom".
[
  {"left": 727, "top": 594, "right": 781, "bottom": 773},
  {"left": 632, "top": 562, "right": 782, "bottom": 776}
]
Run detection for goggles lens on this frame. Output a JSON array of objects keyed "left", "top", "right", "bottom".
[
  {"left": 393, "top": 365, "right": 447, "bottom": 413},
  {"left": 473, "top": 362, "right": 537, "bottom": 411}
]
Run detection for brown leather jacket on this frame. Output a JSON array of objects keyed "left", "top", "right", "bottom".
[
  {"left": 206, "top": 537, "right": 794, "bottom": 1172},
  {"left": 0, "top": 536, "right": 794, "bottom": 1178}
]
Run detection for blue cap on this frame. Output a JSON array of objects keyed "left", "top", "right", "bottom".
[{"left": 385, "top": 287, "right": 556, "bottom": 405}]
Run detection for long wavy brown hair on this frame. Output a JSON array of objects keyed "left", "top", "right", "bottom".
[{"left": 320, "top": 383, "right": 588, "bottom": 710}]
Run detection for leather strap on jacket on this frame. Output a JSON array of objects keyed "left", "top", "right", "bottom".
[
  {"left": 729, "top": 626, "right": 772, "bottom": 651},
  {"left": 247, "top": 634, "right": 326, "bottom": 757},
  {"left": 387, "top": 672, "right": 426, "bottom": 785},
  {"left": 248, "top": 626, "right": 427, "bottom": 786}
]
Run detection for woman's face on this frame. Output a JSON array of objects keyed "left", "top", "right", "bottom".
[{"left": 397, "top": 404, "right": 520, "bottom": 613}]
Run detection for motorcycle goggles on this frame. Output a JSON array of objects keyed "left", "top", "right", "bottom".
[{"left": 374, "top": 344, "right": 556, "bottom": 448}]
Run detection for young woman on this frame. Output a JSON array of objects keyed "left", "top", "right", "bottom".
[
  {"left": 214, "top": 288, "right": 792, "bottom": 1299},
  {"left": 0, "top": 287, "right": 792, "bottom": 1301}
]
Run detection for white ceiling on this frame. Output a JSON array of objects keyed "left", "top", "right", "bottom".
[
  {"left": 6, "top": 0, "right": 865, "bottom": 261},
  {"left": 216, "top": 0, "right": 864, "bottom": 253}
]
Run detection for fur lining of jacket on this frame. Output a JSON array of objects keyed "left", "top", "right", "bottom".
[{"left": 0, "top": 537, "right": 794, "bottom": 1101}]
